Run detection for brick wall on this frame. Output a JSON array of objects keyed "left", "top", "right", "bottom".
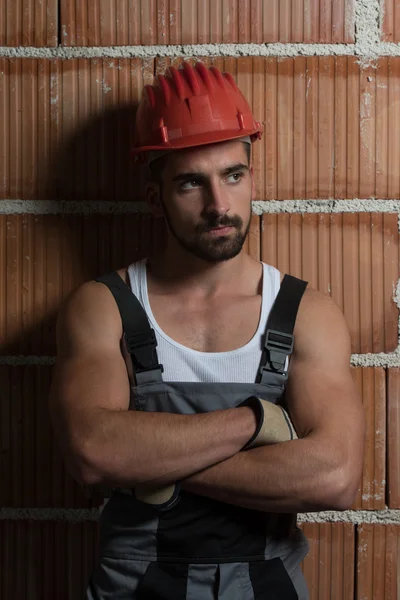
[{"left": 1, "top": 1, "right": 400, "bottom": 598}]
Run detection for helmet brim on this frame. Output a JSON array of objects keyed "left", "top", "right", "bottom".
[{"left": 132, "top": 128, "right": 263, "bottom": 159}]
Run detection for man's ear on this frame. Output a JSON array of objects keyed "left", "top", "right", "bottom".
[
  {"left": 145, "top": 182, "right": 164, "bottom": 218},
  {"left": 250, "top": 165, "right": 256, "bottom": 200}
]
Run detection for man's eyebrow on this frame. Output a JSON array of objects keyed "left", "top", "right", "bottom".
[
  {"left": 171, "top": 163, "right": 249, "bottom": 183},
  {"left": 220, "top": 163, "right": 249, "bottom": 176},
  {"left": 172, "top": 171, "right": 207, "bottom": 183}
]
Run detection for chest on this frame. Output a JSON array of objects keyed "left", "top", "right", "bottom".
[{"left": 148, "top": 294, "right": 262, "bottom": 352}]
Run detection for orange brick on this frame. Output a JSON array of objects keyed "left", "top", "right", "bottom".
[
  {"left": 0, "top": 214, "right": 261, "bottom": 354},
  {"left": 0, "top": 58, "right": 154, "bottom": 201},
  {"left": 387, "top": 369, "right": 400, "bottom": 508},
  {"left": 0, "top": 520, "right": 99, "bottom": 599},
  {"left": 156, "top": 56, "right": 400, "bottom": 200},
  {"left": 0, "top": 213, "right": 165, "bottom": 355},
  {"left": 0, "top": 0, "right": 57, "bottom": 46},
  {"left": 5, "top": 57, "right": 400, "bottom": 201},
  {"left": 381, "top": 0, "right": 400, "bottom": 41},
  {"left": 300, "top": 522, "right": 355, "bottom": 600},
  {"left": 357, "top": 524, "right": 400, "bottom": 600},
  {"left": 351, "top": 368, "right": 386, "bottom": 510},
  {"left": 60, "top": 0, "right": 354, "bottom": 45},
  {"left": 261, "top": 212, "right": 399, "bottom": 354},
  {"left": 246, "top": 214, "right": 261, "bottom": 260},
  {"left": 0, "top": 212, "right": 397, "bottom": 355},
  {"left": 0, "top": 366, "right": 102, "bottom": 507}
]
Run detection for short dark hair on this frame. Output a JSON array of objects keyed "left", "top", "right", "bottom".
[
  {"left": 148, "top": 141, "right": 251, "bottom": 185},
  {"left": 148, "top": 154, "right": 168, "bottom": 186}
]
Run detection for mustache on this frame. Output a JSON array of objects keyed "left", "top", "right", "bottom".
[{"left": 196, "top": 215, "right": 243, "bottom": 234}]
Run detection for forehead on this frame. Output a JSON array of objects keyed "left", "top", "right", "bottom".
[{"left": 163, "top": 140, "right": 249, "bottom": 177}]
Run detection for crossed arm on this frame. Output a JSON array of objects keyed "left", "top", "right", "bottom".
[
  {"left": 181, "top": 289, "right": 366, "bottom": 512},
  {"left": 49, "top": 281, "right": 258, "bottom": 488},
  {"left": 49, "top": 281, "right": 365, "bottom": 514}
]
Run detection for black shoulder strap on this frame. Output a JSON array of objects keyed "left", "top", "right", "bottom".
[
  {"left": 96, "top": 271, "right": 163, "bottom": 385},
  {"left": 258, "top": 274, "right": 308, "bottom": 383}
]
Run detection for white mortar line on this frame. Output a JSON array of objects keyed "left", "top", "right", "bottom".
[
  {"left": 298, "top": 509, "right": 400, "bottom": 525},
  {"left": 0, "top": 42, "right": 394, "bottom": 59},
  {"left": 354, "top": 0, "right": 381, "bottom": 60},
  {"left": 0, "top": 43, "right": 357, "bottom": 59},
  {"left": 0, "top": 200, "right": 150, "bottom": 214},
  {"left": 0, "top": 356, "right": 56, "bottom": 366},
  {"left": 2, "top": 199, "right": 400, "bottom": 215},
  {"left": 252, "top": 199, "right": 400, "bottom": 214},
  {"left": 0, "top": 508, "right": 100, "bottom": 522},
  {"left": 1, "top": 506, "right": 399, "bottom": 524},
  {"left": 377, "top": 42, "right": 400, "bottom": 55},
  {"left": 351, "top": 352, "right": 400, "bottom": 368}
]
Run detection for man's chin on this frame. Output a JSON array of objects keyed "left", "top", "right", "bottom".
[{"left": 189, "top": 239, "right": 246, "bottom": 262}]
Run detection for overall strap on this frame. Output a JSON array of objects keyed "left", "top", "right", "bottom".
[
  {"left": 95, "top": 271, "right": 163, "bottom": 386},
  {"left": 258, "top": 274, "right": 308, "bottom": 384}
]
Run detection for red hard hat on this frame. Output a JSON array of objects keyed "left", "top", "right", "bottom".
[{"left": 132, "top": 61, "right": 263, "bottom": 161}]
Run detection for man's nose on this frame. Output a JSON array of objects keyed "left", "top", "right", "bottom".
[{"left": 203, "top": 182, "right": 230, "bottom": 216}]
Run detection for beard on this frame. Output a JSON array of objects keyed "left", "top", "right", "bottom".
[{"left": 162, "top": 203, "right": 252, "bottom": 263}]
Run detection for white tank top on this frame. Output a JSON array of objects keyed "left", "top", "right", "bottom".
[{"left": 127, "top": 259, "right": 282, "bottom": 384}]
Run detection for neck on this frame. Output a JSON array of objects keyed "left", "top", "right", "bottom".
[{"left": 147, "top": 239, "right": 256, "bottom": 296}]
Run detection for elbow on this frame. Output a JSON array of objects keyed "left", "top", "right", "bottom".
[
  {"left": 69, "top": 436, "right": 144, "bottom": 488},
  {"left": 316, "top": 466, "right": 360, "bottom": 511},
  {"left": 66, "top": 454, "right": 104, "bottom": 488},
  {"left": 67, "top": 437, "right": 112, "bottom": 487},
  {"left": 323, "top": 482, "right": 358, "bottom": 512},
  {"left": 51, "top": 420, "right": 122, "bottom": 487},
  {"left": 74, "top": 462, "right": 104, "bottom": 488}
]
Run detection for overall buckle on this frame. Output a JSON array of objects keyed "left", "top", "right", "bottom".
[
  {"left": 125, "top": 329, "right": 164, "bottom": 373},
  {"left": 264, "top": 329, "right": 294, "bottom": 375}
]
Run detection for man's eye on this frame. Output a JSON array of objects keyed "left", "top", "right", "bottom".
[
  {"left": 226, "top": 172, "right": 243, "bottom": 183},
  {"left": 181, "top": 180, "right": 201, "bottom": 190}
]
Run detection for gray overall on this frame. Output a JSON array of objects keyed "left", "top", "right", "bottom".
[{"left": 86, "top": 271, "right": 310, "bottom": 600}]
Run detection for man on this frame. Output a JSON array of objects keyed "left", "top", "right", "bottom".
[{"left": 49, "top": 61, "right": 365, "bottom": 599}]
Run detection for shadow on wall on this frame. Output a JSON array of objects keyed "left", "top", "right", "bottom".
[
  {"left": 1, "top": 75, "right": 250, "bottom": 511},
  {"left": 49, "top": 104, "right": 146, "bottom": 203},
  {"left": 2, "top": 104, "right": 167, "bottom": 357},
  {"left": 0, "top": 107, "right": 167, "bottom": 520}
]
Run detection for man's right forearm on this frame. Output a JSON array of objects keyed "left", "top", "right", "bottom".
[{"left": 74, "top": 406, "right": 256, "bottom": 488}]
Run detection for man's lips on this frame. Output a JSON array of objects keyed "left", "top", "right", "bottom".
[{"left": 206, "top": 226, "right": 235, "bottom": 236}]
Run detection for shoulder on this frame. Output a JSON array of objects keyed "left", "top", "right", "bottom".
[
  {"left": 60, "top": 278, "right": 120, "bottom": 319},
  {"left": 293, "top": 287, "right": 351, "bottom": 363},
  {"left": 297, "top": 287, "right": 346, "bottom": 325},
  {"left": 297, "top": 286, "right": 343, "bottom": 320},
  {"left": 275, "top": 273, "right": 347, "bottom": 337},
  {"left": 56, "top": 277, "right": 124, "bottom": 355}
]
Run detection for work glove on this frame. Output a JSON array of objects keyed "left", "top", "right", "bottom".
[
  {"left": 133, "top": 482, "right": 180, "bottom": 511},
  {"left": 240, "top": 396, "right": 298, "bottom": 449}
]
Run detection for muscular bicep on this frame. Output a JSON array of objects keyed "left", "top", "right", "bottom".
[
  {"left": 49, "top": 281, "right": 130, "bottom": 471},
  {"left": 285, "top": 290, "right": 365, "bottom": 462}
]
